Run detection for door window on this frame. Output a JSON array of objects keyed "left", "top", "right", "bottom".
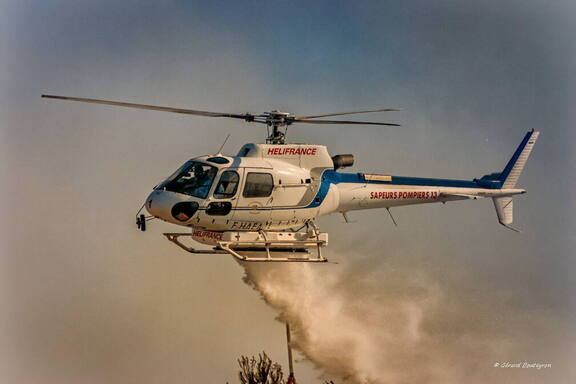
[
  {"left": 243, "top": 172, "right": 274, "bottom": 198},
  {"left": 214, "top": 170, "right": 240, "bottom": 199}
]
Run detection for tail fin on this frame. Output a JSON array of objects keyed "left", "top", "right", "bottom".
[
  {"left": 493, "top": 196, "right": 519, "bottom": 231},
  {"left": 499, "top": 129, "right": 540, "bottom": 188},
  {"left": 492, "top": 130, "right": 540, "bottom": 231}
]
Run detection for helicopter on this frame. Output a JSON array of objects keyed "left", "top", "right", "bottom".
[{"left": 42, "top": 94, "right": 539, "bottom": 262}]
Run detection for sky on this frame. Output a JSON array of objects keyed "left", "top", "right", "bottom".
[{"left": 1, "top": 1, "right": 575, "bottom": 383}]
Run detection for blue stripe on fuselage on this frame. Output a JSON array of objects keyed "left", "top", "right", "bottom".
[
  {"left": 194, "top": 169, "right": 484, "bottom": 213},
  {"left": 302, "top": 170, "right": 482, "bottom": 210},
  {"left": 322, "top": 169, "right": 482, "bottom": 189}
]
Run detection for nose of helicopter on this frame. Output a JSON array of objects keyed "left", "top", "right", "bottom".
[{"left": 145, "top": 190, "right": 200, "bottom": 224}]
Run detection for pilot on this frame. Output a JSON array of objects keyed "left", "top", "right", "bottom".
[
  {"left": 193, "top": 164, "right": 207, "bottom": 181},
  {"left": 188, "top": 164, "right": 216, "bottom": 198}
]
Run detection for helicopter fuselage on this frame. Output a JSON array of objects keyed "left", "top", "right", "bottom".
[{"left": 144, "top": 141, "right": 526, "bottom": 241}]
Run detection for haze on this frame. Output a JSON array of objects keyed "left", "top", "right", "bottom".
[{"left": 1, "top": 1, "right": 575, "bottom": 383}]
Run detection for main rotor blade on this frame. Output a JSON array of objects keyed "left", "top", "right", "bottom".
[
  {"left": 296, "top": 107, "right": 400, "bottom": 120},
  {"left": 292, "top": 119, "right": 400, "bottom": 126},
  {"left": 41, "top": 94, "right": 253, "bottom": 120}
]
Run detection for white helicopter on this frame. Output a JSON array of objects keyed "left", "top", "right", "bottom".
[{"left": 42, "top": 94, "right": 539, "bottom": 262}]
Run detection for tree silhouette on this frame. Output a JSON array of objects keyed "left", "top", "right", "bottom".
[
  {"left": 233, "top": 351, "right": 335, "bottom": 384},
  {"left": 238, "top": 352, "right": 285, "bottom": 384}
]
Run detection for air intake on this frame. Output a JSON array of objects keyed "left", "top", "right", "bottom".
[{"left": 332, "top": 154, "right": 354, "bottom": 170}]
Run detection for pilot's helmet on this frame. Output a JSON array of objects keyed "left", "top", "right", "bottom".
[{"left": 193, "top": 164, "right": 204, "bottom": 175}]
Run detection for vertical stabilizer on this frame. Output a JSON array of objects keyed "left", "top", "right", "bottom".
[
  {"left": 500, "top": 130, "right": 540, "bottom": 188},
  {"left": 490, "top": 130, "right": 539, "bottom": 232},
  {"left": 493, "top": 196, "right": 520, "bottom": 231},
  {"left": 493, "top": 197, "right": 513, "bottom": 223}
]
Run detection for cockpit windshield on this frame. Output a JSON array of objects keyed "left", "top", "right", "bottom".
[{"left": 157, "top": 161, "right": 217, "bottom": 199}]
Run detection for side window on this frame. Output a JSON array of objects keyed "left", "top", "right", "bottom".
[
  {"left": 243, "top": 173, "right": 274, "bottom": 198},
  {"left": 214, "top": 170, "right": 240, "bottom": 199}
]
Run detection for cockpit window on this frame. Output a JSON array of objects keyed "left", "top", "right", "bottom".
[
  {"left": 214, "top": 170, "right": 240, "bottom": 199},
  {"left": 160, "top": 162, "right": 217, "bottom": 198},
  {"left": 155, "top": 160, "right": 193, "bottom": 189}
]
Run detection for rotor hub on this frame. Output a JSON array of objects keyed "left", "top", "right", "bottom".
[{"left": 261, "top": 111, "right": 294, "bottom": 144}]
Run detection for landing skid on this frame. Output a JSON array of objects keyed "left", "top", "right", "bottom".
[{"left": 163, "top": 230, "right": 328, "bottom": 263}]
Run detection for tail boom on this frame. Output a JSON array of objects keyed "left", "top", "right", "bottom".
[{"left": 325, "top": 130, "right": 538, "bottom": 231}]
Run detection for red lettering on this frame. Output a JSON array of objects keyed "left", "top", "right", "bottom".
[
  {"left": 194, "top": 230, "right": 221, "bottom": 240},
  {"left": 266, "top": 147, "right": 319, "bottom": 156},
  {"left": 369, "top": 190, "right": 440, "bottom": 200}
]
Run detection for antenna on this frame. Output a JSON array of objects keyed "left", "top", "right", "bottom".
[
  {"left": 216, "top": 134, "right": 231, "bottom": 154},
  {"left": 386, "top": 208, "right": 398, "bottom": 227}
]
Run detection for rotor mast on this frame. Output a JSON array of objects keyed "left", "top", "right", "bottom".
[
  {"left": 268, "top": 123, "right": 285, "bottom": 145},
  {"left": 265, "top": 110, "right": 292, "bottom": 144}
]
